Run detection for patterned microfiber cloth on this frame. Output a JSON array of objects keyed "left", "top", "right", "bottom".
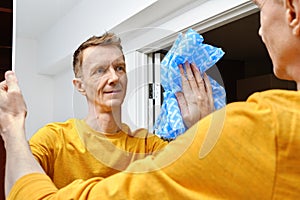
[{"left": 154, "top": 28, "right": 226, "bottom": 139}]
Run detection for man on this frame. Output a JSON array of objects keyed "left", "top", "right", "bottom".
[
  {"left": 27, "top": 32, "right": 214, "bottom": 188},
  {"left": 1, "top": 0, "right": 300, "bottom": 199}
]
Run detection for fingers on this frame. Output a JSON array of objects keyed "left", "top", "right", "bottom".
[
  {"left": 203, "top": 72, "right": 215, "bottom": 110},
  {"left": 175, "top": 91, "right": 190, "bottom": 126},
  {"left": 190, "top": 63, "right": 202, "bottom": 87},
  {"left": 190, "top": 63, "right": 205, "bottom": 98},
  {"left": 179, "top": 62, "right": 200, "bottom": 102},
  {"left": 184, "top": 62, "right": 200, "bottom": 91},
  {"left": 175, "top": 92, "right": 187, "bottom": 111},
  {"left": 177, "top": 62, "right": 216, "bottom": 127},
  {"left": 5, "top": 71, "right": 20, "bottom": 93},
  {"left": 179, "top": 63, "right": 192, "bottom": 100},
  {"left": 0, "top": 80, "right": 7, "bottom": 91}
]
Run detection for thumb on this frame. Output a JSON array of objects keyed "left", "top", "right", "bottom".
[
  {"left": 5, "top": 71, "right": 20, "bottom": 93},
  {"left": 175, "top": 91, "right": 188, "bottom": 114}
]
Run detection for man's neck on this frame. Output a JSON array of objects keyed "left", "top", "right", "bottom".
[{"left": 84, "top": 109, "right": 122, "bottom": 134}]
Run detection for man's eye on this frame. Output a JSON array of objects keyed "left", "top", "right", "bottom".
[
  {"left": 116, "top": 66, "right": 125, "bottom": 72},
  {"left": 97, "top": 68, "right": 106, "bottom": 74}
]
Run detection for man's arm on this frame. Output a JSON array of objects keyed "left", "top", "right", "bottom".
[
  {"left": 0, "top": 71, "right": 45, "bottom": 197},
  {"left": 0, "top": 71, "right": 276, "bottom": 200},
  {"left": 8, "top": 104, "right": 276, "bottom": 200}
]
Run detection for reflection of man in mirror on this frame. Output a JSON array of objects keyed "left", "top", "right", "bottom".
[{"left": 28, "top": 32, "right": 214, "bottom": 188}]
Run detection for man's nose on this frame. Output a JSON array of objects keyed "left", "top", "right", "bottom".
[{"left": 107, "top": 67, "right": 119, "bottom": 84}]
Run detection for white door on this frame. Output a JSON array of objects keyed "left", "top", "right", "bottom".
[{"left": 147, "top": 52, "right": 166, "bottom": 132}]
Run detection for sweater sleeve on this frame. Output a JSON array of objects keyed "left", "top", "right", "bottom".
[
  {"left": 29, "top": 125, "right": 58, "bottom": 177},
  {"left": 7, "top": 173, "right": 104, "bottom": 200},
  {"left": 7, "top": 173, "right": 57, "bottom": 200}
]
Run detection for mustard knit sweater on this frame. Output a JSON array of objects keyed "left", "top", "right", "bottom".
[{"left": 10, "top": 90, "right": 300, "bottom": 199}]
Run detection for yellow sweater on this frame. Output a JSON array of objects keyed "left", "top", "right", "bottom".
[
  {"left": 10, "top": 90, "right": 300, "bottom": 199},
  {"left": 29, "top": 119, "right": 168, "bottom": 188}
]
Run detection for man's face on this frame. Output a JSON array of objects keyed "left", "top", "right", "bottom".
[
  {"left": 80, "top": 45, "right": 127, "bottom": 112},
  {"left": 254, "top": 0, "right": 297, "bottom": 80}
]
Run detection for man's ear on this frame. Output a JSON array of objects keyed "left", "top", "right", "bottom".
[
  {"left": 73, "top": 78, "right": 86, "bottom": 96},
  {"left": 286, "top": 0, "right": 300, "bottom": 36}
]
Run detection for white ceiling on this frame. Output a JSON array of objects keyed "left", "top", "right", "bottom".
[
  {"left": 16, "top": 0, "right": 82, "bottom": 38},
  {"left": 15, "top": 0, "right": 202, "bottom": 39}
]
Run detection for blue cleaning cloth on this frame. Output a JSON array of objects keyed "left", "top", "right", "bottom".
[{"left": 154, "top": 28, "right": 226, "bottom": 139}]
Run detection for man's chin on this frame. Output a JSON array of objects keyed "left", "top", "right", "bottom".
[
  {"left": 107, "top": 100, "right": 123, "bottom": 108},
  {"left": 273, "top": 68, "right": 293, "bottom": 81}
]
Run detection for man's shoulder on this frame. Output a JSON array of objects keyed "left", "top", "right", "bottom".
[
  {"left": 41, "top": 118, "right": 77, "bottom": 130},
  {"left": 247, "top": 89, "right": 300, "bottom": 107},
  {"left": 30, "top": 118, "right": 78, "bottom": 141}
]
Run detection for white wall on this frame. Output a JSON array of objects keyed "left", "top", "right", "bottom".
[
  {"left": 15, "top": 38, "right": 54, "bottom": 139},
  {"left": 53, "top": 69, "right": 79, "bottom": 121},
  {"left": 36, "top": 0, "right": 158, "bottom": 75}
]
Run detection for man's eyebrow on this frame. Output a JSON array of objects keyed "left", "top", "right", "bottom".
[
  {"left": 113, "top": 61, "right": 125, "bottom": 66},
  {"left": 90, "top": 64, "right": 108, "bottom": 73},
  {"left": 112, "top": 58, "right": 125, "bottom": 66}
]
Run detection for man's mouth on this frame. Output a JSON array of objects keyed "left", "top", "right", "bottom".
[{"left": 104, "top": 90, "right": 121, "bottom": 94}]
